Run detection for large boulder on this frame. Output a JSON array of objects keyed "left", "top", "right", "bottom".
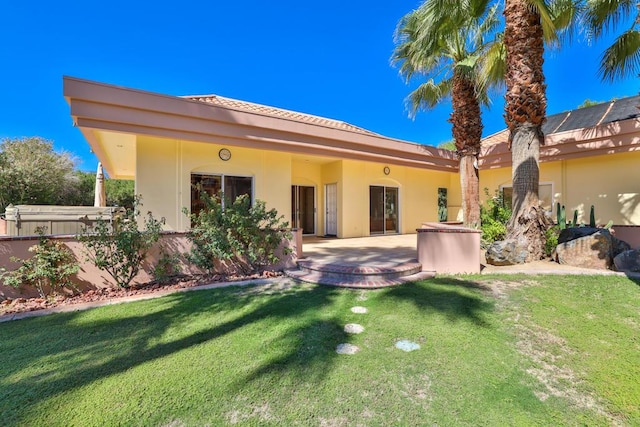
[
  {"left": 555, "top": 230, "right": 613, "bottom": 270},
  {"left": 611, "top": 235, "right": 632, "bottom": 258},
  {"left": 558, "top": 226, "right": 599, "bottom": 244},
  {"left": 613, "top": 249, "right": 640, "bottom": 272},
  {"left": 486, "top": 239, "right": 529, "bottom": 266}
]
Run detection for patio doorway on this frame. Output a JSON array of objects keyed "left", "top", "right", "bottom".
[
  {"left": 291, "top": 185, "right": 316, "bottom": 235},
  {"left": 370, "top": 186, "right": 399, "bottom": 234},
  {"left": 325, "top": 183, "right": 337, "bottom": 236}
]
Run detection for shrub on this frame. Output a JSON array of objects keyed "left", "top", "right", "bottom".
[
  {"left": 152, "top": 245, "right": 181, "bottom": 283},
  {"left": 184, "top": 192, "right": 291, "bottom": 275},
  {"left": 79, "top": 199, "right": 164, "bottom": 288},
  {"left": 1, "top": 228, "right": 79, "bottom": 298},
  {"left": 480, "top": 189, "right": 511, "bottom": 247},
  {"left": 544, "top": 225, "right": 560, "bottom": 257}
]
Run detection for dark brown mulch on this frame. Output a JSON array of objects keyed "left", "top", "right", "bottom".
[{"left": 0, "top": 271, "right": 282, "bottom": 317}]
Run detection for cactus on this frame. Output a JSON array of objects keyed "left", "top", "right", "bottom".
[
  {"left": 589, "top": 205, "right": 596, "bottom": 227},
  {"left": 572, "top": 210, "right": 578, "bottom": 228},
  {"left": 558, "top": 204, "right": 567, "bottom": 230}
]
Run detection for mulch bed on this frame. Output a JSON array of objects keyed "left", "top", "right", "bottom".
[{"left": 0, "top": 271, "right": 282, "bottom": 317}]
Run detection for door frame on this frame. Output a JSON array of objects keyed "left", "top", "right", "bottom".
[
  {"left": 291, "top": 185, "right": 317, "bottom": 236},
  {"left": 324, "top": 183, "right": 338, "bottom": 236}
]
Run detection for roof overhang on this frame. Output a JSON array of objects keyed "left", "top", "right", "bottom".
[
  {"left": 64, "top": 76, "right": 458, "bottom": 178},
  {"left": 480, "top": 118, "right": 640, "bottom": 169}
]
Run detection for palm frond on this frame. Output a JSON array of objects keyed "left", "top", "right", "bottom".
[
  {"left": 599, "top": 29, "right": 640, "bottom": 81},
  {"left": 585, "top": 0, "right": 636, "bottom": 38},
  {"left": 527, "top": 0, "right": 561, "bottom": 44},
  {"left": 406, "top": 79, "right": 453, "bottom": 117}
]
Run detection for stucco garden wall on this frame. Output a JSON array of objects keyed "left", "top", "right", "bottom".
[
  {"left": 0, "top": 230, "right": 301, "bottom": 300},
  {"left": 480, "top": 151, "right": 640, "bottom": 225}
]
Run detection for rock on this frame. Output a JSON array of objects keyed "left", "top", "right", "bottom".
[
  {"left": 350, "top": 306, "right": 368, "bottom": 314},
  {"left": 556, "top": 230, "right": 613, "bottom": 270},
  {"left": 336, "top": 343, "right": 360, "bottom": 355},
  {"left": 485, "top": 239, "right": 529, "bottom": 266},
  {"left": 613, "top": 249, "right": 640, "bottom": 272},
  {"left": 344, "top": 323, "right": 364, "bottom": 334},
  {"left": 558, "top": 227, "right": 600, "bottom": 244},
  {"left": 611, "top": 236, "right": 632, "bottom": 258}
]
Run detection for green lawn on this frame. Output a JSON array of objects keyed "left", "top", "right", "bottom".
[{"left": 1, "top": 275, "right": 638, "bottom": 426}]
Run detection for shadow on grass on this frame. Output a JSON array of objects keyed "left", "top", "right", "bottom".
[
  {"left": 382, "top": 277, "right": 494, "bottom": 327},
  {"left": 0, "top": 283, "right": 346, "bottom": 426}
]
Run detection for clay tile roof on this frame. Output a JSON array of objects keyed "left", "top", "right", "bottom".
[{"left": 184, "top": 94, "right": 379, "bottom": 136}]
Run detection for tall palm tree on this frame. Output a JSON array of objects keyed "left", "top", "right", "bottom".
[
  {"left": 392, "top": 0, "right": 504, "bottom": 228},
  {"left": 585, "top": 0, "right": 640, "bottom": 81},
  {"left": 502, "top": 0, "right": 579, "bottom": 260}
]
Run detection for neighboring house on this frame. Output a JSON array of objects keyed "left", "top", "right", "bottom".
[
  {"left": 480, "top": 96, "right": 640, "bottom": 225},
  {"left": 64, "top": 77, "right": 640, "bottom": 236}
]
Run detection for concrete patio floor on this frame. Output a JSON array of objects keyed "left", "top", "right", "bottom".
[
  {"left": 300, "top": 234, "right": 637, "bottom": 277},
  {"left": 301, "top": 234, "right": 418, "bottom": 267}
]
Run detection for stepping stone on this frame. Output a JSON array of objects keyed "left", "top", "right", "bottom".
[
  {"left": 351, "top": 306, "right": 368, "bottom": 314},
  {"left": 336, "top": 343, "right": 360, "bottom": 355},
  {"left": 395, "top": 340, "right": 420, "bottom": 352},
  {"left": 344, "top": 323, "right": 364, "bottom": 334}
]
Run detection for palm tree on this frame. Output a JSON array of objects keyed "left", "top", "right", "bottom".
[
  {"left": 585, "top": 0, "right": 640, "bottom": 81},
  {"left": 392, "top": 0, "right": 504, "bottom": 228},
  {"left": 501, "top": 0, "right": 579, "bottom": 260}
]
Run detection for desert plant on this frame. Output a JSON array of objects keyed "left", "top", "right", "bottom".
[
  {"left": 480, "top": 189, "right": 512, "bottom": 248},
  {"left": 152, "top": 245, "right": 181, "bottom": 283},
  {"left": 79, "top": 199, "right": 164, "bottom": 288},
  {"left": 590, "top": 205, "right": 596, "bottom": 228},
  {"left": 184, "top": 191, "right": 291, "bottom": 275},
  {"left": 544, "top": 225, "right": 560, "bottom": 257},
  {"left": 1, "top": 228, "right": 79, "bottom": 297}
]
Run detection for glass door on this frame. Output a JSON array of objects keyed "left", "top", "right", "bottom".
[
  {"left": 370, "top": 186, "right": 398, "bottom": 234},
  {"left": 291, "top": 185, "right": 316, "bottom": 235}
]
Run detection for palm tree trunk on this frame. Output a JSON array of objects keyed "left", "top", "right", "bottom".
[
  {"left": 450, "top": 72, "right": 482, "bottom": 228},
  {"left": 503, "top": 0, "right": 549, "bottom": 260}
]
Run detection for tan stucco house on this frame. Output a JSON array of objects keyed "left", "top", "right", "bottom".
[{"left": 64, "top": 76, "right": 640, "bottom": 237}]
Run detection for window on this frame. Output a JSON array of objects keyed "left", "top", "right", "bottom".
[
  {"left": 501, "top": 183, "right": 553, "bottom": 213},
  {"left": 191, "top": 174, "right": 253, "bottom": 215}
]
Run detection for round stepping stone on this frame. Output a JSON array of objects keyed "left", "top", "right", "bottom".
[
  {"left": 351, "top": 306, "right": 368, "bottom": 314},
  {"left": 336, "top": 343, "right": 360, "bottom": 355},
  {"left": 395, "top": 340, "right": 421, "bottom": 352},
  {"left": 344, "top": 323, "right": 364, "bottom": 334}
]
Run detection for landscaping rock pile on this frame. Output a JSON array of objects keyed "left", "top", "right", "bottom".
[{"left": 555, "top": 227, "right": 631, "bottom": 270}]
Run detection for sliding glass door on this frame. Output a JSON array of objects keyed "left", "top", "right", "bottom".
[{"left": 369, "top": 186, "right": 399, "bottom": 234}]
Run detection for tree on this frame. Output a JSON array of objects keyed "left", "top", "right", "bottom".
[
  {"left": 585, "top": 0, "right": 640, "bottom": 81},
  {"left": 501, "top": 0, "right": 578, "bottom": 260},
  {"left": 392, "top": 0, "right": 504, "bottom": 228},
  {"left": 0, "top": 137, "right": 78, "bottom": 213}
]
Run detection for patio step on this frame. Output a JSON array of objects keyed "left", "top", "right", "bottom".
[{"left": 285, "top": 260, "right": 434, "bottom": 289}]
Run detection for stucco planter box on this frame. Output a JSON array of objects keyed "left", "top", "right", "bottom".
[{"left": 417, "top": 222, "right": 481, "bottom": 274}]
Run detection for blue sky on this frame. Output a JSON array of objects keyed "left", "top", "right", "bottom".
[{"left": 0, "top": 1, "right": 637, "bottom": 172}]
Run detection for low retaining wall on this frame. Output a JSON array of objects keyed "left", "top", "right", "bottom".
[
  {"left": 0, "top": 228, "right": 302, "bottom": 300},
  {"left": 611, "top": 225, "right": 640, "bottom": 249},
  {"left": 417, "top": 222, "right": 481, "bottom": 274}
]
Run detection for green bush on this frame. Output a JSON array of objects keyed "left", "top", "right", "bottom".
[
  {"left": 183, "top": 192, "right": 291, "bottom": 275},
  {"left": 152, "top": 245, "right": 181, "bottom": 283},
  {"left": 544, "top": 225, "right": 560, "bottom": 257},
  {"left": 1, "top": 228, "right": 79, "bottom": 298},
  {"left": 79, "top": 199, "right": 164, "bottom": 288},
  {"left": 480, "top": 189, "right": 511, "bottom": 247}
]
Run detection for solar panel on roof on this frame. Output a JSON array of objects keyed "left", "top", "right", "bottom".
[
  {"left": 556, "top": 102, "right": 611, "bottom": 132},
  {"left": 602, "top": 96, "right": 640, "bottom": 123}
]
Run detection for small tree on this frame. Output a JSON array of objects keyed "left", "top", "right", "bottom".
[
  {"left": 184, "top": 192, "right": 290, "bottom": 275},
  {"left": 79, "top": 200, "right": 164, "bottom": 288},
  {"left": 0, "top": 137, "right": 78, "bottom": 212},
  {"left": 1, "top": 229, "right": 79, "bottom": 298}
]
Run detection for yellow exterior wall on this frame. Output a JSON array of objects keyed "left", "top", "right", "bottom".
[
  {"left": 137, "top": 136, "right": 292, "bottom": 231},
  {"left": 480, "top": 151, "right": 640, "bottom": 225}
]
